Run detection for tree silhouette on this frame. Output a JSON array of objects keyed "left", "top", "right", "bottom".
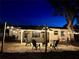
[
  {"left": 49, "top": 0, "right": 79, "bottom": 27},
  {"left": 48, "top": 0, "right": 79, "bottom": 44},
  {"left": 49, "top": 0, "right": 79, "bottom": 41}
]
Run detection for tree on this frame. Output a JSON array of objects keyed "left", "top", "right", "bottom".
[
  {"left": 49, "top": 0, "right": 75, "bottom": 25},
  {"left": 49, "top": 0, "right": 79, "bottom": 41}
]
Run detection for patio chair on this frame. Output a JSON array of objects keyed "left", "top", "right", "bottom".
[
  {"left": 52, "top": 40, "right": 60, "bottom": 50},
  {"left": 32, "top": 39, "right": 37, "bottom": 50}
]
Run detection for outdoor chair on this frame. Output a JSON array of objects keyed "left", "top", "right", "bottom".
[
  {"left": 36, "top": 43, "right": 42, "bottom": 50},
  {"left": 52, "top": 40, "right": 60, "bottom": 50},
  {"left": 32, "top": 39, "right": 37, "bottom": 50}
]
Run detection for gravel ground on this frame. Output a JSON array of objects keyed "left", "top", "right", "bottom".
[
  {"left": 0, "top": 42, "right": 79, "bottom": 53},
  {"left": 0, "top": 42, "right": 79, "bottom": 59}
]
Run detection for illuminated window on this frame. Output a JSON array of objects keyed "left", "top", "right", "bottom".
[
  {"left": 32, "top": 32, "right": 40, "bottom": 37},
  {"left": 54, "top": 31, "right": 58, "bottom": 35}
]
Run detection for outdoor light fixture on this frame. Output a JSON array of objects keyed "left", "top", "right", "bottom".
[
  {"left": 6, "top": 26, "right": 10, "bottom": 29},
  {"left": 68, "top": 32, "right": 70, "bottom": 34},
  {"left": 13, "top": 31, "right": 17, "bottom": 34},
  {"left": 11, "top": 26, "right": 14, "bottom": 29}
]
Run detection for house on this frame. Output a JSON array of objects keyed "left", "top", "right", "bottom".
[{"left": 7, "top": 26, "right": 71, "bottom": 45}]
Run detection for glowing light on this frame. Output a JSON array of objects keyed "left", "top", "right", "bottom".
[
  {"left": 11, "top": 26, "right": 14, "bottom": 29},
  {"left": 68, "top": 32, "right": 70, "bottom": 34},
  {"left": 7, "top": 26, "right": 10, "bottom": 29},
  {"left": 13, "top": 31, "right": 17, "bottom": 33}
]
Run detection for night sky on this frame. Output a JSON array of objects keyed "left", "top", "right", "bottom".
[{"left": 0, "top": 0, "right": 67, "bottom": 27}]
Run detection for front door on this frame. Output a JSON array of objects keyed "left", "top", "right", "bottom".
[
  {"left": 23, "top": 31, "right": 29, "bottom": 43},
  {"left": 41, "top": 32, "right": 49, "bottom": 44}
]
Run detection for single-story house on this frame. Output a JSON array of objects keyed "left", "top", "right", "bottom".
[{"left": 7, "top": 26, "right": 72, "bottom": 44}]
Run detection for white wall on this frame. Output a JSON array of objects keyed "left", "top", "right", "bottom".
[{"left": 9, "top": 27, "right": 70, "bottom": 43}]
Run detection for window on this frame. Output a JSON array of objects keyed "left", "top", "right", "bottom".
[
  {"left": 23, "top": 31, "right": 28, "bottom": 38},
  {"left": 61, "top": 31, "right": 64, "bottom": 36},
  {"left": 32, "top": 32, "right": 40, "bottom": 37},
  {"left": 54, "top": 31, "right": 58, "bottom": 35},
  {"left": 41, "top": 32, "right": 49, "bottom": 38}
]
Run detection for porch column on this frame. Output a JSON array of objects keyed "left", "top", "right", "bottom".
[
  {"left": 59, "top": 29, "right": 61, "bottom": 39},
  {"left": 21, "top": 30, "right": 23, "bottom": 44}
]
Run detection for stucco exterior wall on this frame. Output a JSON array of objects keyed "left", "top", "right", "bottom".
[{"left": 8, "top": 27, "right": 70, "bottom": 43}]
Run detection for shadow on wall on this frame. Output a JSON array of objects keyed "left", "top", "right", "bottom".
[
  {"left": 69, "top": 34, "right": 79, "bottom": 46},
  {"left": 1, "top": 35, "right": 21, "bottom": 43},
  {"left": 74, "top": 34, "right": 79, "bottom": 42}
]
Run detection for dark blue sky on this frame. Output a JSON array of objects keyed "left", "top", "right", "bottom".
[{"left": 0, "top": 0, "right": 67, "bottom": 27}]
